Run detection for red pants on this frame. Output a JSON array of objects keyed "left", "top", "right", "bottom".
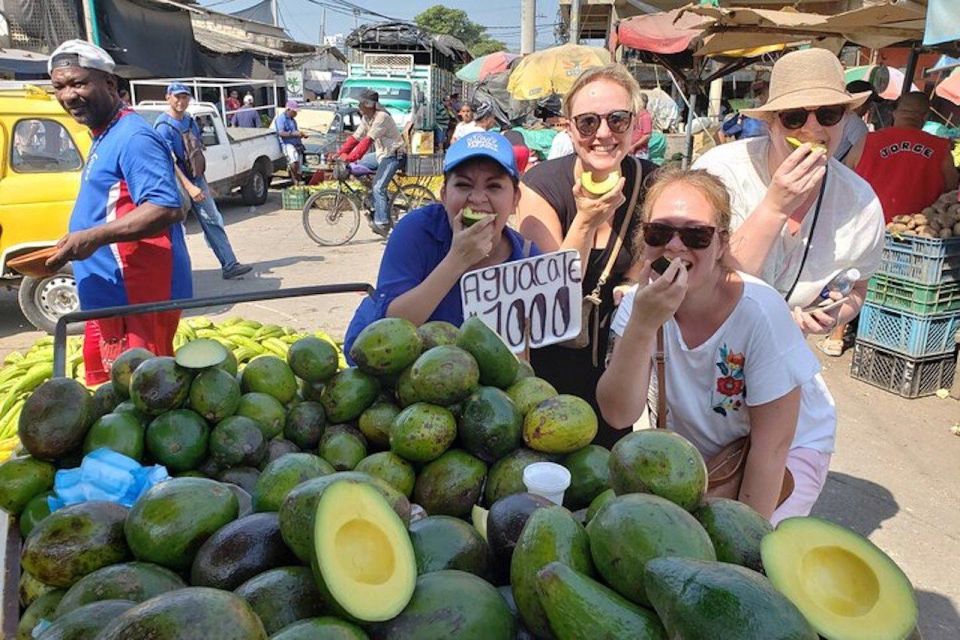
[{"left": 83, "top": 310, "right": 181, "bottom": 386}]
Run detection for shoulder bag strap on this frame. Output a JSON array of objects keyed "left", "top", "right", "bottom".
[
  {"left": 782, "top": 168, "right": 829, "bottom": 304},
  {"left": 591, "top": 157, "right": 644, "bottom": 298},
  {"left": 655, "top": 325, "right": 667, "bottom": 429},
  {"left": 522, "top": 239, "right": 532, "bottom": 259}
]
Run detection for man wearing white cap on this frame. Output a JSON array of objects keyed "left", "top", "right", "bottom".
[
  {"left": 694, "top": 48, "right": 884, "bottom": 338},
  {"left": 45, "top": 40, "right": 192, "bottom": 386}
]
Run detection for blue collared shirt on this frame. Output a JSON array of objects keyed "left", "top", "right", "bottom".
[
  {"left": 343, "top": 203, "right": 538, "bottom": 355},
  {"left": 274, "top": 111, "right": 299, "bottom": 144}
]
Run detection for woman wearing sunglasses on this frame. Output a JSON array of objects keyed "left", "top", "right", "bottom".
[
  {"left": 692, "top": 48, "right": 884, "bottom": 337},
  {"left": 519, "top": 64, "right": 658, "bottom": 449},
  {"left": 598, "top": 169, "right": 836, "bottom": 523}
]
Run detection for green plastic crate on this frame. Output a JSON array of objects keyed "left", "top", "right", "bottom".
[
  {"left": 281, "top": 187, "right": 315, "bottom": 210},
  {"left": 866, "top": 274, "right": 960, "bottom": 315}
]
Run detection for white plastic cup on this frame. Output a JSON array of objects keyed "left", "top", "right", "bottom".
[{"left": 523, "top": 462, "right": 572, "bottom": 506}]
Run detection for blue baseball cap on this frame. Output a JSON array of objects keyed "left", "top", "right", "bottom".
[
  {"left": 443, "top": 132, "right": 518, "bottom": 180},
  {"left": 166, "top": 82, "right": 191, "bottom": 96}
]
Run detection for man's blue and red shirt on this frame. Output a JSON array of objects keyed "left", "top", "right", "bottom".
[{"left": 71, "top": 110, "right": 192, "bottom": 310}]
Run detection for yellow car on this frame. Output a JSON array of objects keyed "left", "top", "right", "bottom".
[{"left": 0, "top": 84, "right": 89, "bottom": 332}]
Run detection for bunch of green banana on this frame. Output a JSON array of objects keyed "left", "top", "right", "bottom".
[{"left": 0, "top": 317, "right": 344, "bottom": 461}]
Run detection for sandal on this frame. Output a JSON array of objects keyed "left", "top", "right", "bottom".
[{"left": 817, "top": 338, "right": 844, "bottom": 357}]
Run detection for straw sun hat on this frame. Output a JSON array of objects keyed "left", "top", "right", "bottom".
[{"left": 741, "top": 48, "right": 872, "bottom": 118}]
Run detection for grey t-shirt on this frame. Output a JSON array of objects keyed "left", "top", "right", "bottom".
[{"left": 833, "top": 113, "right": 869, "bottom": 162}]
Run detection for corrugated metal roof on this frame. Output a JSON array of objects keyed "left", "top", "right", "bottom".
[{"left": 193, "top": 26, "right": 295, "bottom": 58}]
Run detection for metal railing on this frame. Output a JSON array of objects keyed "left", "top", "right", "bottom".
[{"left": 52, "top": 283, "right": 374, "bottom": 378}]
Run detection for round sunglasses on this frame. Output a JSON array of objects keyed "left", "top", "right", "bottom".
[
  {"left": 571, "top": 110, "right": 633, "bottom": 137},
  {"left": 777, "top": 105, "right": 846, "bottom": 130},
  {"left": 642, "top": 222, "right": 716, "bottom": 249}
]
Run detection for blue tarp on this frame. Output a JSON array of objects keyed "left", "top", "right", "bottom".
[{"left": 924, "top": 0, "right": 960, "bottom": 46}]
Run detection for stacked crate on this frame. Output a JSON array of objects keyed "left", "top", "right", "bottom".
[{"left": 850, "top": 233, "right": 960, "bottom": 397}]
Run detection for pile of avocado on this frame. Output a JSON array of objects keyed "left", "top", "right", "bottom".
[{"left": 0, "top": 317, "right": 919, "bottom": 640}]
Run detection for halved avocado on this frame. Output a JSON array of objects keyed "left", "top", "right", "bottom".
[
  {"left": 581, "top": 171, "right": 620, "bottom": 197},
  {"left": 175, "top": 339, "right": 229, "bottom": 370},
  {"left": 761, "top": 516, "right": 918, "bottom": 640},
  {"left": 462, "top": 207, "right": 493, "bottom": 227},
  {"left": 312, "top": 479, "right": 417, "bottom": 622}
]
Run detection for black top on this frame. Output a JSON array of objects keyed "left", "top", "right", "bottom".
[{"left": 521, "top": 154, "right": 658, "bottom": 449}]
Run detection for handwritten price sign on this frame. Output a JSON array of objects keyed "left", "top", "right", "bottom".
[{"left": 460, "top": 250, "right": 583, "bottom": 353}]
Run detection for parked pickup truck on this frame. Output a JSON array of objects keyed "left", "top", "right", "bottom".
[{"left": 135, "top": 101, "right": 285, "bottom": 206}]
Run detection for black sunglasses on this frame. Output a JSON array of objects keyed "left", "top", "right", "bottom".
[
  {"left": 571, "top": 110, "right": 633, "bottom": 136},
  {"left": 777, "top": 105, "right": 846, "bottom": 130},
  {"left": 643, "top": 223, "right": 716, "bottom": 250}
]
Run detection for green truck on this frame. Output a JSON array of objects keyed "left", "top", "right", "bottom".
[{"left": 341, "top": 23, "right": 470, "bottom": 133}]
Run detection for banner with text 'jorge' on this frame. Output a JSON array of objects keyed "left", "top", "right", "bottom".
[{"left": 460, "top": 249, "right": 582, "bottom": 353}]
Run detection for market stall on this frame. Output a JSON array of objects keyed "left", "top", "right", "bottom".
[{"left": 0, "top": 274, "right": 927, "bottom": 639}]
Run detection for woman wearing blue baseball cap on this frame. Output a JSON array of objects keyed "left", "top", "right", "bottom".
[{"left": 343, "top": 132, "right": 538, "bottom": 354}]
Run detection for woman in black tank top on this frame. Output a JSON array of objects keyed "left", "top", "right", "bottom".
[{"left": 520, "top": 64, "right": 658, "bottom": 449}]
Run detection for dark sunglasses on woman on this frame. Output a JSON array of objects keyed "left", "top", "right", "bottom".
[
  {"left": 777, "top": 104, "right": 846, "bottom": 130},
  {"left": 643, "top": 222, "right": 716, "bottom": 249},
  {"left": 571, "top": 110, "right": 634, "bottom": 136}
]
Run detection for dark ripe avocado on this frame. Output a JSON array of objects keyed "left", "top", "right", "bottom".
[
  {"left": 487, "top": 493, "right": 553, "bottom": 576},
  {"left": 234, "top": 567, "right": 325, "bottom": 636},
  {"left": 284, "top": 400, "right": 326, "bottom": 449},
  {"left": 409, "top": 515, "right": 491, "bottom": 579},
  {"left": 18, "top": 378, "right": 95, "bottom": 460},
  {"left": 129, "top": 356, "right": 193, "bottom": 416},
  {"left": 260, "top": 438, "right": 301, "bottom": 469},
  {"left": 217, "top": 466, "right": 261, "bottom": 494},
  {"left": 109, "top": 347, "right": 154, "bottom": 399},
  {"left": 190, "top": 512, "right": 297, "bottom": 590}
]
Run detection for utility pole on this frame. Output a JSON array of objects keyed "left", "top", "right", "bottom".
[
  {"left": 81, "top": 0, "right": 100, "bottom": 45},
  {"left": 271, "top": 0, "right": 279, "bottom": 27},
  {"left": 521, "top": 0, "right": 536, "bottom": 55},
  {"left": 569, "top": 0, "right": 581, "bottom": 45},
  {"left": 320, "top": 7, "right": 326, "bottom": 44}
]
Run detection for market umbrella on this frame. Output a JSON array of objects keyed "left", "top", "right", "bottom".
[
  {"left": 844, "top": 65, "right": 918, "bottom": 101},
  {"left": 507, "top": 44, "right": 611, "bottom": 100},
  {"left": 456, "top": 52, "right": 520, "bottom": 83},
  {"left": 935, "top": 68, "right": 960, "bottom": 106}
]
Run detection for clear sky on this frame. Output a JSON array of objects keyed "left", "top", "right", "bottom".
[{"left": 198, "top": 0, "right": 563, "bottom": 52}]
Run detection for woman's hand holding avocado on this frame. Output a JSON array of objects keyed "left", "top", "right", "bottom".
[{"left": 447, "top": 211, "right": 497, "bottom": 271}]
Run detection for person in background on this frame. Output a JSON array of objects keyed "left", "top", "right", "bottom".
[
  {"left": 848, "top": 92, "right": 958, "bottom": 221},
  {"left": 693, "top": 48, "right": 884, "bottom": 339},
  {"left": 816, "top": 92, "right": 960, "bottom": 357},
  {"left": 598, "top": 169, "right": 836, "bottom": 523},
  {"left": 835, "top": 80, "right": 875, "bottom": 166},
  {"left": 519, "top": 63, "right": 659, "bottom": 449},
  {"left": 155, "top": 83, "right": 252, "bottom": 280},
  {"left": 629, "top": 93, "right": 653, "bottom": 159},
  {"left": 331, "top": 89, "right": 404, "bottom": 237},
  {"left": 452, "top": 101, "right": 498, "bottom": 142},
  {"left": 225, "top": 90, "right": 241, "bottom": 124},
  {"left": 231, "top": 95, "right": 260, "bottom": 128},
  {"left": 434, "top": 97, "right": 451, "bottom": 149},
  {"left": 44, "top": 40, "right": 191, "bottom": 385},
  {"left": 275, "top": 100, "right": 308, "bottom": 185},
  {"left": 342, "top": 132, "right": 537, "bottom": 354},
  {"left": 118, "top": 88, "right": 130, "bottom": 106},
  {"left": 648, "top": 130, "right": 667, "bottom": 165},
  {"left": 503, "top": 130, "right": 531, "bottom": 174},
  {"left": 450, "top": 102, "right": 475, "bottom": 145},
  {"left": 720, "top": 81, "right": 772, "bottom": 143},
  {"left": 547, "top": 116, "right": 574, "bottom": 160}
]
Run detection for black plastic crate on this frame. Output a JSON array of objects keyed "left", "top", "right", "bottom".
[{"left": 849, "top": 340, "right": 957, "bottom": 398}]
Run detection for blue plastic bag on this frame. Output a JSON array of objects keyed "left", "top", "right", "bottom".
[{"left": 49, "top": 448, "right": 169, "bottom": 512}]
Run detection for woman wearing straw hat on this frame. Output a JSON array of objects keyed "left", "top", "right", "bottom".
[{"left": 693, "top": 48, "right": 884, "bottom": 338}]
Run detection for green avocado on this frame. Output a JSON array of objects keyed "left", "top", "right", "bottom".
[
  {"left": 234, "top": 567, "right": 325, "bottom": 636},
  {"left": 458, "top": 386, "right": 523, "bottom": 463},
  {"left": 409, "top": 515, "right": 491, "bottom": 579},
  {"left": 457, "top": 317, "right": 519, "bottom": 389},
  {"left": 413, "top": 449, "right": 487, "bottom": 518}
]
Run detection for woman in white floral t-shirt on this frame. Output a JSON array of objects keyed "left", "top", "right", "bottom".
[{"left": 597, "top": 169, "right": 836, "bottom": 523}]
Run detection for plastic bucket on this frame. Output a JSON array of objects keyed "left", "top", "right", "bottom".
[{"left": 523, "top": 462, "right": 571, "bottom": 505}]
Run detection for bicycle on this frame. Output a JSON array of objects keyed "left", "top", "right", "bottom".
[{"left": 302, "top": 158, "right": 437, "bottom": 246}]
